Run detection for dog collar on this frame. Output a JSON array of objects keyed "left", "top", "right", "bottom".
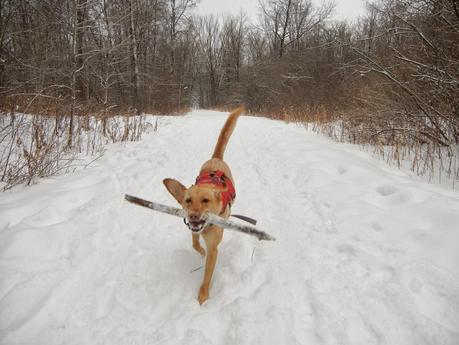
[{"left": 195, "top": 170, "right": 236, "bottom": 213}]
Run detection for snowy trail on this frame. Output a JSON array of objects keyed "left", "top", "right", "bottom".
[{"left": 1, "top": 110, "right": 459, "bottom": 345}]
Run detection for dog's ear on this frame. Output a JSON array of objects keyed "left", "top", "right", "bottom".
[{"left": 163, "top": 178, "right": 186, "bottom": 204}]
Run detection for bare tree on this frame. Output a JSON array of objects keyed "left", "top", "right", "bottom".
[{"left": 195, "top": 15, "right": 221, "bottom": 107}]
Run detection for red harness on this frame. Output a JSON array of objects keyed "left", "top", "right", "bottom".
[{"left": 195, "top": 170, "right": 236, "bottom": 213}]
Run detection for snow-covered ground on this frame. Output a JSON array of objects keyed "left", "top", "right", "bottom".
[{"left": 1, "top": 110, "right": 458, "bottom": 345}]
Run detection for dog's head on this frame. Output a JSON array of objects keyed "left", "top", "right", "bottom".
[{"left": 163, "top": 178, "right": 222, "bottom": 232}]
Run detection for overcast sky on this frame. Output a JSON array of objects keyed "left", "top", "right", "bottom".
[{"left": 194, "top": 0, "right": 367, "bottom": 22}]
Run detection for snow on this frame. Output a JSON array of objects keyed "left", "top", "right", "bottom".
[{"left": 1, "top": 109, "right": 458, "bottom": 345}]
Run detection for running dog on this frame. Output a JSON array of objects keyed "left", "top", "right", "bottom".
[{"left": 163, "top": 106, "right": 244, "bottom": 305}]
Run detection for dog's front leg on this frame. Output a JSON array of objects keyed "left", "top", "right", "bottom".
[
  {"left": 192, "top": 233, "right": 206, "bottom": 256},
  {"left": 199, "top": 226, "right": 223, "bottom": 305},
  {"left": 198, "top": 247, "right": 218, "bottom": 304}
]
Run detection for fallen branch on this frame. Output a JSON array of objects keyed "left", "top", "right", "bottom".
[{"left": 124, "top": 194, "right": 276, "bottom": 241}]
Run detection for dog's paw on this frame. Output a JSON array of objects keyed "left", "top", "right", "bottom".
[{"left": 198, "top": 285, "right": 209, "bottom": 305}]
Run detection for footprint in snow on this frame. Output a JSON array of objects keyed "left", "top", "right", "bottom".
[
  {"left": 375, "top": 185, "right": 414, "bottom": 204},
  {"left": 371, "top": 222, "right": 384, "bottom": 232},
  {"left": 337, "top": 167, "right": 347, "bottom": 175},
  {"left": 375, "top": 185, "right": 397, "bottom": 196}
]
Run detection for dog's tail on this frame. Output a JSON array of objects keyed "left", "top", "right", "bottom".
[{"left": 212, "top": 105, "right": 244, "bottom": 159}]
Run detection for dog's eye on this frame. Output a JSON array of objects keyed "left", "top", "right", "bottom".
[
  {"left": 202, "top": 198, "right": 209, "bottom": 204},
  {"left": 185, "top": 198, "right": 192, "bottom": 204}
]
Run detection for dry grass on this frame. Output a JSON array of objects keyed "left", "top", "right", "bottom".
[
  {"left": 1, "top": 96, "right": 190, "bottom": 118},
  {"left": 0, "top": 111, "right": 155, "bottom": 191},
  {"left": 0, "top": 96, "right": 190, "bottom": 191}
]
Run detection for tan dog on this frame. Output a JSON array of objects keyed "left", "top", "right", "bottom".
[{"left": 163, "top": 106, "right": 244, "bottom": 305}]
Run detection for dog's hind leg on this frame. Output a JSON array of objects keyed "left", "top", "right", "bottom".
[{"left": 192, "top": 233, "right": 206, "bottom": 257}]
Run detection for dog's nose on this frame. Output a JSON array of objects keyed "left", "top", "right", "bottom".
[{"left": 189, "top": 213, "right": 200, "bottom": 221}]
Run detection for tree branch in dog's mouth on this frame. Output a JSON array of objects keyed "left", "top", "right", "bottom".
[{"left": 124, "top": 194, "right": 276, "bottom": 241}]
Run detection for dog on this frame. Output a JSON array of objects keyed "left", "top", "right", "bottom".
[{"left": 163, "top": 106, "right": 244, "bottom": 305}]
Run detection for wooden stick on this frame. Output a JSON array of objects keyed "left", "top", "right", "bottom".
[{"left": 124, "top": 194, "right": 276, "bottom": 241}]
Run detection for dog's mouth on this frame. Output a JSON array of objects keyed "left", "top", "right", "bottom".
[{"left": 187, "top": 220, "right": 207, "bottom": 232}]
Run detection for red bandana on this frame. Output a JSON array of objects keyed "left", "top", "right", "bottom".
[{"left": 195, "top": 170, "right": 236, "bottom": 212}]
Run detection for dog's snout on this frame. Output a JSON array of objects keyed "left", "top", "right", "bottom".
[{"left": 189, "top": 213, "right": 200, "bottom": 221}]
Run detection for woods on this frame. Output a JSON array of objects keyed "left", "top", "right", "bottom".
[
  {"left": 1, "top": 0, "right": 457, "bottom": 117},
  {"left": 1, "top": 0, "right": 458, "bottom": 186},
  {"left": 0, "top": 0, "right": 197, "bottom": 113}
]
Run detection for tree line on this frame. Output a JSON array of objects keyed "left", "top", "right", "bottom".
[{"left": 1, "top": 0, "right": 458, "bottom": 146}]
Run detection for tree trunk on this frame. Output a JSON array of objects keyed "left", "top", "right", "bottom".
[{"left": 129, "top": 0, "right": 141, "bottom": 115}]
